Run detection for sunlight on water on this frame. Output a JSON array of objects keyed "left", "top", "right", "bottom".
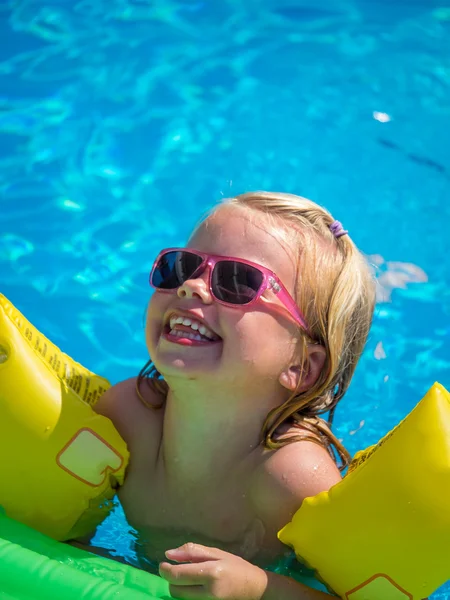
[{"left": 0, "top": 0, "right": 449, "bottom": 596}]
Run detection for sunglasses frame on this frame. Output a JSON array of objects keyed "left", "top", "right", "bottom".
[{"left": 150, "top": 248, "right": 309, "bottom": 332}]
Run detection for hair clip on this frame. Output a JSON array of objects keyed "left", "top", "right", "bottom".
[{"left": 329, "top": 220, "right": 349, "bottom": 239}]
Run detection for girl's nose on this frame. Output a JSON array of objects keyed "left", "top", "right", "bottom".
[{"left": 177, "top": 270, "right": 213, "bottom": 304}]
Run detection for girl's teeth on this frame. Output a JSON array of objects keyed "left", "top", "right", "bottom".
[
  {"left": 167, "top": 315, "right": 216, "bottom": 339},
  {"left": 169, "top": 329, "right": 204, "bottom": 341}
]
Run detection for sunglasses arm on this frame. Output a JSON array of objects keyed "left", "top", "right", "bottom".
[{"left": 268, "top": 277, "right": 310, "bottom": 333}]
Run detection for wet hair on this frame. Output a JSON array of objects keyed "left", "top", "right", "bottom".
[{"left": 136, "top": 191, "right": 376, "bottom": 470}]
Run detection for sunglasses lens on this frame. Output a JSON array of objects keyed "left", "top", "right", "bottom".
[
  {"left": 151, "top": 251, "right": 203, "bottom": 289},
  {"left": 212, "top": 261, "right": 264, "bottom": 305}
]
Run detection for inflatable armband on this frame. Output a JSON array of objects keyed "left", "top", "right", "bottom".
[
  {"left": 0, "top": 294, "right": 129, "bottom": 540},
  {"left": 279, "top": 382, "right": 450, "bottom": 600}
]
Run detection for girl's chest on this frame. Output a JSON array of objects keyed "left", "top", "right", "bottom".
[{"left": 118, "top": 465, "right": 270, "bottom": 563}]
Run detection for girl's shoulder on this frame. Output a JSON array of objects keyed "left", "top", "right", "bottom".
[
  {"left": 248, "top": 440, "right": 342, "bottom": 538},
  {"left": 94, "top": 377, "right": 164, "bottom": 449}
]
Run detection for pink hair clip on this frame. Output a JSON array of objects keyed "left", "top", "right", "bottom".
[{"left": 330, "top": 220, "right": 349, "bottom": 238}]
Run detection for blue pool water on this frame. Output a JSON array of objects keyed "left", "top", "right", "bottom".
[{"left": 1, "top": 0, "right": 449, "bottom": 596}]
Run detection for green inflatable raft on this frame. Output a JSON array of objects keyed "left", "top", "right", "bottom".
[
  {"left": 0, "top": 509, "right": 328, "bottom": 599},
  {"left": 0, "top": 510, "right": 172, "bottom": 600}
]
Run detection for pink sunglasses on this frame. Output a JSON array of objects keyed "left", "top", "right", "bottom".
[{"left": 150, "top": 248, "right": 309, "bottom": 331}]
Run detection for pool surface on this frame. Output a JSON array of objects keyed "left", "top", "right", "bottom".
[{"left": 1, "top": 0, "right": 449, "bottom": 597}]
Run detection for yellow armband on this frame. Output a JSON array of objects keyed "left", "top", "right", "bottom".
[
  {"left": 279, "top": 382, "right": 450, "bottom": 599},
  {"left": 0, "top": 294, "right": 129, "bottom": 541}
]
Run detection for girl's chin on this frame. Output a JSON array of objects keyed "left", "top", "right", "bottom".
[
  {"left": 152, "top": 344, "right": 224, "bottom": 375},
  {"left": 155, "top": 361, "right": 222, "bottom": 384}
]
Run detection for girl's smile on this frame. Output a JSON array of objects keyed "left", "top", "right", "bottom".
[{"left": 162, "top": 310, "right": 222, "bottom": 346}]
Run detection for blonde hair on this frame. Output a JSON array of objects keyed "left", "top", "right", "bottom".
[{"left": 137, "top": 191, "right": 376, "bottom": 470}]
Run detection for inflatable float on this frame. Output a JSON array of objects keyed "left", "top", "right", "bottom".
[
  {"left": 279, "top": 381, "right": 450, "bottom": 599},
  {"left": 0, "top": 293, "right": 129, "bottom": 541},
  {"left": 0, "top": 508, "right": 171, "bottom": 600},
  {"left": 1, "top": 292, "right": 449, "bottom": 599}
]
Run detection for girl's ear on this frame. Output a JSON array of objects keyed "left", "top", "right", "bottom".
[{"left": 279, "top": 344, "right": 326, "bottom": 392}]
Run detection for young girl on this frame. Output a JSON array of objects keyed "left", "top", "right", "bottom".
[{"left": 82, "top": 191, "right": 376, "bottom": 598}]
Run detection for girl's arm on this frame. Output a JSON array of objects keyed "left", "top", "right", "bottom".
[
  {"left": 263, "top": 571, "right": 333, "bottom": 600},
  {"left": 159, "top": 543, "right": 334, "bottom": 600}
]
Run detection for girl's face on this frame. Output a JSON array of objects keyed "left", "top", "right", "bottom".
[{"left": 146, "top": 205, "right": 303, "bottom": 394}]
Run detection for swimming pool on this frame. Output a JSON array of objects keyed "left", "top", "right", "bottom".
[{"left": 1, "top": 0, "right": 449, "bottom": 596}]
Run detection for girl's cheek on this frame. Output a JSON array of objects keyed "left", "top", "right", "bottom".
[
  {"left": 145, "top": 296, "right": 167, "bottom": 349},
  {"left": 146, "top": 293, "right": 169, "bottom": 323}
]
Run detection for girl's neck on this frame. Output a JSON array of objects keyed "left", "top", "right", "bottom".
[{"left": 159, "top": 378, "right": 285, "bottom": 489}]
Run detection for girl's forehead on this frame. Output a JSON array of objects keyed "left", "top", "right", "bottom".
[{"left": 189, "top": 206, "right": 298, "bottom": 277}]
